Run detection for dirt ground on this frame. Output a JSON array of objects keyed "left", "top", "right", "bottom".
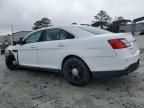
[{"left": 0, "top": 36, "right": 144, "bottom": 108}]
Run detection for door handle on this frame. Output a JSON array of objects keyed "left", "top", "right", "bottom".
[
  {"left": 30, "top": 46, "right": 36, "bottom": 48},
  {"left": 30, "top": 45, "right": 36, "bottom": 48},
  {"left": 57, "top": 43, "right": 65, "bottom": 47}
]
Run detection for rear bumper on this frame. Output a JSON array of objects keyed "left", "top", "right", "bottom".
[
  {"left": 85, "top": 49, "right": 140, "bottom": 72},
  {"left": 92, "top": 59, "right": 140, "bottom": 78}
]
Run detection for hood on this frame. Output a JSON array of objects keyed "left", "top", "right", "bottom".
[{"left": 6, "top": 45, "right": 16, "bottom": 51}]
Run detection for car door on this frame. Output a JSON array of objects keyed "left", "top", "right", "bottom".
[
  {"left": 37, "top": 28, "right": 75, "bottom": 69},
  {"left": 18, "top": 30, "right": 42, "bottom": 67}
]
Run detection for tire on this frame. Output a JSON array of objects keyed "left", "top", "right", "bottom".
[
  {"left": 62, "top": 57, "right": 91, "bottom": 86},
  {"left": 6, "top": 55, "right": 18, "bottom": 70}
]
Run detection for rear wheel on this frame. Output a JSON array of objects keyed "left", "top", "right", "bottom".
[
  {"left": 62, "top": 57, "right": 91, "bottom": 86},
  {"left": 6, "top": 55, "right": 18, "bottom": 70}
]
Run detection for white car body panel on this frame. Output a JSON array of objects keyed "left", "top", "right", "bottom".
[
  {"left": 17, "top": 43, "right": 38, "bottom": 67},
  {"left": 6, "top": 25, "right": 140, "bottom": 75}
]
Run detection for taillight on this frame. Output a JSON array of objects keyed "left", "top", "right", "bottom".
[{"left": 108, "top": 38, "right": 130, "bottom": 49}]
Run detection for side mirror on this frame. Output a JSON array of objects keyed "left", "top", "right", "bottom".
[
  {"left": 18, "top": 37, "right": 24, "bottom": 45},
  {"left": 13, "top": 41, "right": 17, "bottom": 46}
]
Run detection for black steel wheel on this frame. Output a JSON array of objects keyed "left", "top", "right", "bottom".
[
  {"left": 6, "top": 55, "right": 18, "bottom": 70},
  {"left": 62, "top": 57, "right": 91, "bottom": 86}
]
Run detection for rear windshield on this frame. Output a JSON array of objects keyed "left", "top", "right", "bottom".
[{"left": 78, "top": 26, "right": 110, "bottom": 35}]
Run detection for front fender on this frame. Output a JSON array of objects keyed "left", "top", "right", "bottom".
[{"left": 5, "top": 46, "right": 18, "bottom": 63}]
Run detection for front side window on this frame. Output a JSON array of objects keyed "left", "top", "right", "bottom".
[
  {"left": 24, "top": 31, "right": 41, "bottom": 44},
  {"left": 43, "top": 29, "right": 60, "bottom": 41},
  {"left": 60, "top": 30, "right": 75, "bottom": 40}
]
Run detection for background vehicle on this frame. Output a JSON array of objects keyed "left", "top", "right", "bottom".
[
  {"left": 5, "top": 25, "right": 140, "bottom": 86},
  {"left": 139, "top": 30, "right": 144, "bottom": 35}
]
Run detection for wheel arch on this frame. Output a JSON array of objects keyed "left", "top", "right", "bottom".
[
  {"left": 61, "top": 55, "right": 91, "bottom": 74},
  {"left": 6, "top": 52, "right": 16, "bottom": 60},
  {"left": 5, "top": 50, "right": 18, "bottom": 63}
]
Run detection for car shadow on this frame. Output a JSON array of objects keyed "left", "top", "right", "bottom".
[{"left": 18, "top": 67, "right": 138, "bottom": 89}]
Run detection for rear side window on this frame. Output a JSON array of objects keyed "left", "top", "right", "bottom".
[
  {"left": 78, "top": 26, "right": 110, "bottom": 35},
  {"left": 43, "top": 29, "right": 60, "bottom": 41},
  {"left": 42, "top": 29, "right": 75, "bottom": 41},
  {"left": 60, "top": 30, "right": 75, "bottom": 40}
]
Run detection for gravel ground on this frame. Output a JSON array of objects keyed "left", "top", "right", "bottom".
[{"left": 0, "top": 35, "right": 144, "bottom": 108}]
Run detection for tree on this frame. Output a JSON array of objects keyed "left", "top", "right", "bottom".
[
  {"left": 32, "top": 17, "right": 52, "bottom": 30},
  {"left": 92, "top": 10, "right": 111, "bottom": 29}
]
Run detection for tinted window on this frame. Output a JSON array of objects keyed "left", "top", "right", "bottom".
[
  {"left": 78, "top": 26, "right": 110, "bottom": 35},
  {"left": 60, "top": 30, "right": 75, "bottom": 40},
  {"left": 43, "top": 29, "right": 60, "bottom": 41},
  {"left": 24, "top": 31, "right": 41, "bottom": 44}
]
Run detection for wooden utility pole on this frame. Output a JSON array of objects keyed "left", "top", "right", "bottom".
[{"left": 11, "top": 25, "right": 14, "bottom": 44}]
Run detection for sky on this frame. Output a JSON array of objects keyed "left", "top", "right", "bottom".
[{"left": 0, "top": 0, "right": 143, "bottom": 35}]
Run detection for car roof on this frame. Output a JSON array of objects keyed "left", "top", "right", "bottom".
[
  {"left": 32, "top": 25, "right": 95, "bottom": 38},
  {"left": 29, "top": 25, "right": 110, "bottom": 39}
]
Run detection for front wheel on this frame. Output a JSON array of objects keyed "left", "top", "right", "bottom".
[
  {"left": 62, "top": 57, "right": 91, "bottom": 86},
  {"left": 6, "top": 55, "right": 18, "bottom": 70}
]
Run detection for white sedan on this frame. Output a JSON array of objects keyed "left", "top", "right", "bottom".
[{"left": 5, "top": 25, "right": 140, "bottom": 86}]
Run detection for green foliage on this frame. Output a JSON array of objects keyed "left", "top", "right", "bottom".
[
  {"left": 32, "top": 18, "right": 52, "bottom": 30},
  {"left": 93, "top": 10, "right": 111, "bottom": 29}
]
